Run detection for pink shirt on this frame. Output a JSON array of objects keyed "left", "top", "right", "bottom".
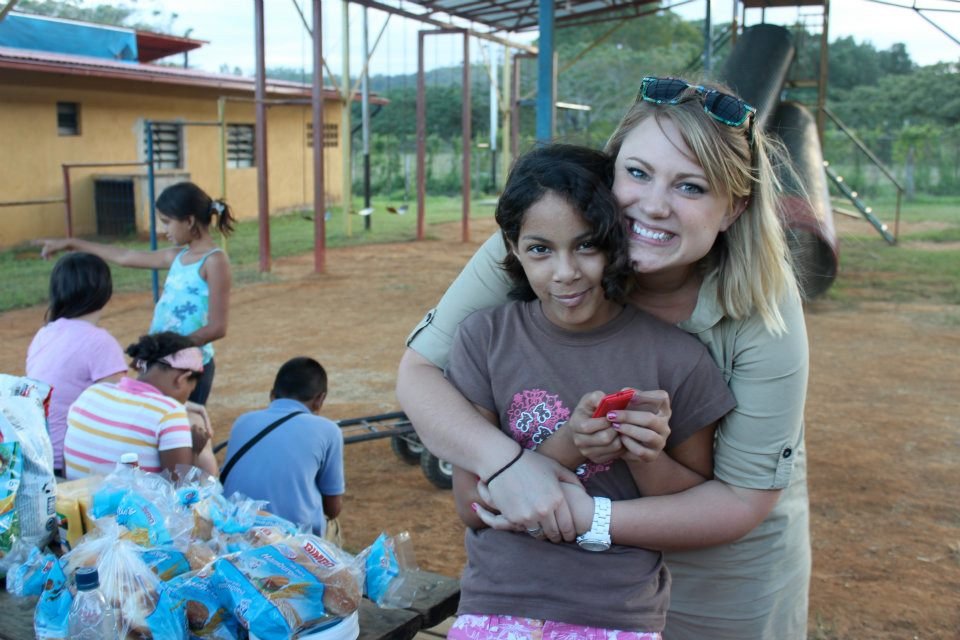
[
  {"left": 63, "top": 377, "right": 192, "bottom": 479},
  {"left": 26, "top": 318, "right": 127, "bottom": 470}
]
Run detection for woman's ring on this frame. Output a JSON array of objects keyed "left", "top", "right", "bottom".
[{"left": 526, "top": 526, "right": 544, "bottom": 537}]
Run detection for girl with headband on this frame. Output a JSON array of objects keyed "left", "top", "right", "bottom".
[{"left": 64, "top": 332, "right": 215, "bottom": 478}]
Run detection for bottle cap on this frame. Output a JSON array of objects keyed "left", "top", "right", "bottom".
[
  {"left": 75, "top": 567, "right": 99, "bottom": 591},
  {"left": 120, "top": 453, "right": 139, "bottom": 466}
]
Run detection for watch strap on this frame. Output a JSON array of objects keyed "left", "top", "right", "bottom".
[{"left": 576, "top": 496, "right": 612, "bottom": 551}]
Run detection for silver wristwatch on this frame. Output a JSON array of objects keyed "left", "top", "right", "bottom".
[{"left": 576, "top": 496, "right": 612, "bottom": 551}]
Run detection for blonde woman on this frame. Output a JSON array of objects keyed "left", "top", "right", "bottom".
[{"left": 397, "top": 76, "right": 809, "bottom": 639}]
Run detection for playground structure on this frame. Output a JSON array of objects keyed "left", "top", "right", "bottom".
[
  {"left": 251, "top": 0, "right": 913, "bottom": 292},
  {"left": 4, "top": 0, "right": 950, "bottom": 287}
]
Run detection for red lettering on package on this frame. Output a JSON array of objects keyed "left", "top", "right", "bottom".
[{"left": 302, "top": 540, "right": 335, "bottom": 568}]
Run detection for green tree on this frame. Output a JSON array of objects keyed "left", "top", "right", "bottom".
[{"left": 15, "top": 0, "right": 179, "bottom": 33}]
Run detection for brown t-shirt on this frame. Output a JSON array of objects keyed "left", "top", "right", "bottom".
[{"left": 446, "top": 301, "right": 736, "bottom": 631}]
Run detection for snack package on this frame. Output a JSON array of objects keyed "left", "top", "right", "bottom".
[
  {"left": 141, "top": 546, "right": 192, "bottom": 581},
  {"left": 6, "top": 545, "right": 58, "bottom": 597},
  {"left": 55, "top": 474, "right": 103, "bottom": 551},
  {"left": 33, "top": 555, "right": 71, "bottom": 640},
  {"left": 364, "top": 531, "right": 420, "bottom": 609},
  {"left": 117, "top": 491, "right": 176, "bottom": 546},
  {"left": 168, "top": 567, "right": 242, "bottom": 640},
  {"left": 213, "top": 534, "right": 363, "bottom": 639},
  {"left": 0, "top": 375, "right": 57, "bottom": 568},
  {"left": 0, "top": 441, "right": 23, "bottom": 573}
]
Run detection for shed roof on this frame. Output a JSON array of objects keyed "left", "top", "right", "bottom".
[
  {"left": 393, "top": 0, "right": 662, "bottom": 32},
  {"left": 0, "top": 46, "right": 387, "bottom": 104},
  {"left": 135, "top": 29, "right": 207, "bottom": 63}
]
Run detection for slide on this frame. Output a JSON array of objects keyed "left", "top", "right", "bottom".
[{"left": 717, "top": 24, "right": 839, "bottom": 299}]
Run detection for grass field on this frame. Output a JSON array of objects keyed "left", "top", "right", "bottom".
[
  {"left": 826, "top": 195, "right": 960, "bottom": 306},
  {"left": 1, "top": 194, "right": 956, "bottom": 313},
  {"left": 0, "top": 196, "right": 496, "bottom": 313}
]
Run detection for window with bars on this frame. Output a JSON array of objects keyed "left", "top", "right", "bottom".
[
  {"left": 227, "top": 124, "right": 255, "bottom": 168},
  {"left": 144, "top": 121, "right": 183, "bottom": 169},
  {"left": 57, "top": 102, "right": 80, "bottom": 136},
  {"left": 306, "top": 122, "right": 339, "bottom": 148}
]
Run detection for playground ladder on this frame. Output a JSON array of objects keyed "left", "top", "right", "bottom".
[
  {"left": 822, "top": 162, "right": 896, "bottom": 245},
  {"left": 821, "top": 106, "right": 903, "bottom": 245}
]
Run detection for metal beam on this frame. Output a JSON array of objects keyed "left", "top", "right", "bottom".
[
  {"left": 312, "top": 0, "right": 327, "bottom": 273},
  {"left": 348, "top": 0, "right": 537, "bottom": 52},
  {"left": 416, "top": 30, "right": 427, "bottom": 241},
  {"left": 254, "top": 0, "right": 270, "bottom": 273},
  {"left": 536, "top": 0, "right": 555, "bottom": 141},
  {"left": 461, "top": 31, "right": 471, "bottom": 243}
]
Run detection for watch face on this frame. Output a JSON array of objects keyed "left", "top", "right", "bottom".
[
  {"left": 577, "top": 540, "right": 610, "bottom": 551},
  {"left": 578, "top": 539, "right": 611, "bottom": 552}
]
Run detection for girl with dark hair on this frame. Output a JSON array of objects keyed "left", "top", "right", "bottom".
[
  {"left": 442, "top": 144, "right": 734, "bottom": 639},
  {"left": 63, "top": 332, "right": 214, "bottom": 479},
  {"left": 399, "top": 77, "right": 811, "bottom": 639},
  {"left": 26, "top": 252, "right": 127, "bottom": 476},
  {"left": 37, "top": 181, "right": 236, "bottom": 405}
]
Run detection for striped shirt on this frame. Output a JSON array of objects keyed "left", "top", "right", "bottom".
[{"left": 64, "top": 377, "right": 192, "bottom": 479}]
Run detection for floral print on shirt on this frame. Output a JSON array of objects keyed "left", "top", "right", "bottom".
[{"left": 506, "top": 388, "right": 610, "bottom": 481}]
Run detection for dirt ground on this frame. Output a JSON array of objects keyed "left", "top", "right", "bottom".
[{"left": 1, "top": 215, "right": 957, "bottom": 639}]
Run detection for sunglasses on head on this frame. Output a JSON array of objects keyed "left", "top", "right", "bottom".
[{"left": 637, "top": 76, "right": 756, "bottom": 139}]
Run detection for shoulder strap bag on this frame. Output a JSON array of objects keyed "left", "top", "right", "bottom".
[{"left": 219, "top": 411, "right": 303, "bottom": 485}]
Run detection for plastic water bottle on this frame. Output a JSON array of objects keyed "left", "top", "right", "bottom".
[
  {"left": 66, "top": 567, "right": 118, "bottom": 639},
  {"left": 119, "top": 452, "right": 139, "bottom": 468}
]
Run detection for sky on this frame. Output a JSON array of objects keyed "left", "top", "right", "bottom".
[{"left": 126, "top": 0, "right": 960, "bottom": 76}]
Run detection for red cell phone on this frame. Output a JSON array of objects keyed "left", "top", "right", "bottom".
[{"left": 592, "top": 389, "right": 635, "bottom": 418}]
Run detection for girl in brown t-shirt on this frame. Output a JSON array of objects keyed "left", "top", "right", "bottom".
[{"left": 446, "top": 144, "right": 734, "bottom": 638}]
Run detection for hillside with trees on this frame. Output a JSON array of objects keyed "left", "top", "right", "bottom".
[
  {"left": 13, "top": 2, "right": 957, "bottom": 198},
  {"left": 335, "top": 14, "right": 957, "bottom": 198}
]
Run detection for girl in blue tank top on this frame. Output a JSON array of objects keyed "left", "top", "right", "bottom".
[{"left": 38, "top": 181, "right": 236, "bottom": 407}]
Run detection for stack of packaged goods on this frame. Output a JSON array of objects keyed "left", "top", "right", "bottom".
[{"left": 6, "top": 461, "right": 419, "bottom": 640}]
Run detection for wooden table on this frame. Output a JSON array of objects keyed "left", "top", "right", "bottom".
[{"left": 0, "top": 570, "right": 459, "bottom": 640}]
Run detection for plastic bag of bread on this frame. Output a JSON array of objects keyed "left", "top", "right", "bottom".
[
  {"left": 189, "top": 492, "right": 259, "bottom": 541},
  {"left": 62, "top": 521, "right": 187, "bottom": 639},
  {"left": 140, "top": 546, "right": 192, "bottom": 582},
  {"left": 211, "top": 517, "right": 301, "bottom": 557},
  {"left": 197, "top": 492, "right": 299, "bottom": 553},
  {"left": 183, "top": 540, "right": 217, "bottom": 572},
  {"left": 89, "top": 464, "right": 193, "bottom": 548},
  {"left": 364, "top": 531, "right": 420, "bottom": 609},
  {"left": 173, "top": 464, "right": 221, "bottom": 509},
  {"left": 167, "top": 566, "right": 242, "bottom": 640},
  {"left": 212, "top": 533, "right": 363, "bottom": 638},
  {"left": 210, "top": 493, "right": 270, "bottom": 534}
]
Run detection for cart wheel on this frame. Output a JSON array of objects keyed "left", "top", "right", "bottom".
[
  {"left": 420, "top": 451, "right": 453, "bottom": 490},
  {"left": 391, "top": 433, "right": 425, "bottom": 466}
]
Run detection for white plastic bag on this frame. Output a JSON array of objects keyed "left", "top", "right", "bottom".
[{"left": 0, "top": 375, "right": 56, "bottom": 574}]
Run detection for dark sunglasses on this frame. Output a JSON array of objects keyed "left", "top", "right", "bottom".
[{"left": 638, "top": 76, "right": 756, "bottom": 139}]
